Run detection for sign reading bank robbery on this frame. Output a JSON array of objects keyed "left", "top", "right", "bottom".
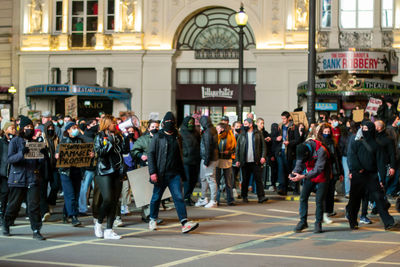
[
  {"left": 56, "top": 143, "right": 94, "bottom": 168},
  {"left": 317, "top": 50, "right": 398, "bottom": 75}
]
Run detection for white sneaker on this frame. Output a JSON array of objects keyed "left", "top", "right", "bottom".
[
  {"left": 182, "top": 221, "right": 199, "bottom": 233},
  {"left": 113, "top": 217, "right": 124, "bottom": 227},
  {"left": 103, "top": 229, "right": 121, "bottom": 240},
  {"left": 233, "top": 188, "right": 238, "bottom": 199},
  {"left": 204, "top": 200, "right": 217, "bottom": 208},
  {"left": 42, "top": 212, "right": 51, "bottom": 222},
  {"left": 323, "top": 213, "right": 333, "bottom": 224},
  {"left": 195, "top": 197, "right": 208, "bottom": 207},
  {"left": 149, "top": 219, "right": 157, "bottom": 231},
  {"left": 94, "top": 222, "right": 103, "bottom": 238}
]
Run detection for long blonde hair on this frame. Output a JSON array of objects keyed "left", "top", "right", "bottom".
[{"left": 99, "top": 115, "right": 121, "bottom": 135}]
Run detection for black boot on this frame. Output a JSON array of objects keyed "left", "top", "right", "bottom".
[
  {"left": 33, "top": 230, "right": 46, "bottom": 240},
  {"left": 314, "top": 222, "right": 322, "bottom": 233},
  {"left": 71, "top": 216, "right": 81, "bottom": 227},
  {"left": 62, "top": 214, "right": 69, "bottom": 224},
  {"left": 2, "top": 223, "right": 10, "bottom": 236},
  {"left": 294, "top": 221, "right": 308, "bottom": 233}
]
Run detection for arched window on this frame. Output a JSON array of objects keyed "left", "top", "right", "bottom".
[{"left": 175, "top": 7, "right": 256, "bottom": 51}]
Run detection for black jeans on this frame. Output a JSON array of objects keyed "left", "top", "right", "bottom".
[
  {"left": 183, "top": 163, "right": 199, "bottom": 201},
  {"left": 4, "top": 185, "right": 42, "bottom": 232},
  {"left": 95, "top": 172, "right": 123, "bottom": 229},
  {"left": 241, "top": 163, "right": 265, "bottom": 199},
  {"left": 347, "top": 172, "right": 394, "bottom": 228},
  {"left": 232, "top": 166, "right": 241, "bottom": 189},
  {"left": 47, "top": 171, "right": 61, "bottom": 206},
  {"left": 299, "top": 179, "right": 327, "bottom": 224},
  {"left": 324, "top": 177, "right": 337, "bottom": 214},
  {"left": 39, "top": 178, "right": 49, "bottom": 216},
  {"left": 0, "top": 176, "right": 9, "bottom": 215}
]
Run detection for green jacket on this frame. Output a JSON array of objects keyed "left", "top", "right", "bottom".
[
  {"left": 235, "top": 129, "right": 267, "bottom": 166},
  {"left": 130, "top": 133, "right": 152, "bottom": 166}
]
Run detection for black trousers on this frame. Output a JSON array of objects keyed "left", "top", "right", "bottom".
[
  {"left": 47, "top": 171, "right": 61, "bottom": 206},
  {"left": 347, "top": 172, "right": 394, "bottom": 228},
  {"left": 183, "top": 163, "right": 200, "bottom": 201},
  {"left": 241, "top": 162, "right": 265, "bottom": 199},
  {"left": 39, "top": 178, "right": 49, "bottom": 216},
  {"left": 4, "top": 186, "right": 42, "bottom": 232},
  {"left": 299, "top": 179, "right": 327, "bottom": 224},
  {"left": 95, "top": 173, "right": 122, "bottom": 229},
  {"left": 324, "top": 177, "right": 337, "bottom": 214},
  {"left": 232, "top": 166, "right": 241, "bottom": 189},
  {"left": 0, "top": 176, "right": 9, "bottom": 215}
]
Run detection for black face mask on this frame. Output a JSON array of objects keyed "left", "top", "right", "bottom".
[
  {"left": 47, "top": 129, "right": 55, "bottom": 137},
  {"left": 363, "top": 130, "right": 372, "bottom": 140},
  {"left": 24, "top": 129, "right": 34, "bottom": 139},
  {"left": 235, "top": 128, "right": 241, "bottom": 134},
  {"left": 128, "top": 133, "right": 135, "bottom": 140},
  {"left": 163, "top": 121, "right": 175, "bottom": 133},
  {"left": 243, "top": 126, "right": 250, "bottom": 132},
  {"left": 150, "top": 129, "right": 158, "bottom": 135},
  {"left": 79, "top": 123, "right": 86, "bottom": 131}
]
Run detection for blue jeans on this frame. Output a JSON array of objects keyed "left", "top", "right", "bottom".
[
  {"left": 277, "top": 150, "right": 290, "bottom": 191},
  {"left": 60, "top": 170, "right": 82, "bottom": 217},
  {"left": 342, "top": 156, "right": 350, "bottom": 195},
  {"left": 385, "top": 169, "right": 400, "bottom": 196},
  {"left": 78, "top": 170, "right": 95, "bottom": 213},
  {"left": 150, "top": 174, "right": 187, "bottom": 223}
]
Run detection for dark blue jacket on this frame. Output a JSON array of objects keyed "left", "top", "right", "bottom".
[{"left": 7, "top": 136, "right": 40, "bottom": 188}]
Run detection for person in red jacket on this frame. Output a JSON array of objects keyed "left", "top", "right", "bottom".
[
  {"left": 330, "top": 115, "right": 341, "bottom": 144},
  {"left": 290, "top": 139, "right": 330, "bottom": 234}
]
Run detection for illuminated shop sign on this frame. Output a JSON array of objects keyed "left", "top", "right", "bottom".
[
  {"left": 315, "top": 103, "right": 337, "bottom": 111},
  {"left": 317, "top": 50, "right": 398, "bottom": 75}
]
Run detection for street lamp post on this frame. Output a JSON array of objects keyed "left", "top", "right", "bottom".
[
  {"left": 8, "top": 85, "right": 17, "bottom": 118},
  {"left": 307, "top": 0, "right": 317, "bottom": 124},
  {"left": 235, "top": 3, "right": 248, "bottom": 123}
]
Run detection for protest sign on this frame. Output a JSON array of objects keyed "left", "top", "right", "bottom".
[
  {"left": 365, "top": 98, "right": 382, "bottom": 115},
  {"left": 352, "top": 109, "right": 365, "bottom": 122},
  {"left": 65, "top": 96, "right": 78, "bottom": 118},
  {"left": 56, "top": 143, "right": 94, "bottom": 168},
  {"left": 290, "top": 111, "right": 309, "bottom": 129},
  {"left": 127, "top": 167, "right": 171, "bottom": 208},
  {"left": 24, "top": 142, "right": 46, "bottom": 159}
]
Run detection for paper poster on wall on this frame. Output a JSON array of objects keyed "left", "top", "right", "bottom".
[{"left": 65, "top": 96, "right": 78, "bottom": 118}]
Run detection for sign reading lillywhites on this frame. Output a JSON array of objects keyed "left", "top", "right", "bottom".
[
  {"left": 317, "top": 50, "right": 398, "bottom": 75},
  {"left": 56, "top": 143, "right": 94, "bottom": 168}
]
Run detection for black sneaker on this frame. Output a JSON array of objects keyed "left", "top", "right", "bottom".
[
  {"left": 258, "top": 196, "right": 269, "bottom": 203},
  {"left": 71, "top": 216, "right": 81, "bottom": 227},
  {"left": 277, "top": 189, "right": 287, "bottom": 196},
  {"left": 314, "top": 222, "right": 322, "bottom": 233},
  {"left": 396, "top": 198, "right": 400, "bottom": 213},
  {"left": 227, "top": 202, "right": 236, "bottom": 206},
  {"left": 33, "top": 231, "right": 46, "bottom": 240},
  {"left": 2, "top": 224, "right": 10, "bottom": 236},
  {"left": 385, "top": 221, "right": 400, "bottom": 231},
  {"left": 294, "top": 221, "right": 308, "bottom": 233},
  {"left": 242, "top": 197, "right": 249, "bottom": 203}
]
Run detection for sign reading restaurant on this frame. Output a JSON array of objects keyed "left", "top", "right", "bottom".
[{"left": 317, "top": 49, "right": 398, "bottom": 75}]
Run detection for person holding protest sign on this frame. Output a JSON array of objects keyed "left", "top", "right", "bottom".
[
  {"left": 93, "top": 115, "right": 128, "bottom": 240},
  {"left": 56, "top": 122, "right": 94, "bottom": 227},
  {"left": 2, "top": 116, "right": 46, "bottom": 240}
]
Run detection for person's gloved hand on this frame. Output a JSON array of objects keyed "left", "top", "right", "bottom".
[{"left": 22, "top": 147, "right": 30, "bottom": 154}]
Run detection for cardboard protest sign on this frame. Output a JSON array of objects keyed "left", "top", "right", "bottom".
[
  {"left": 24, "top": 142, "right": 46, "bottom": 159},
  {"left": 56, "top": 143, "right": 94, "bottom": 168},
  {"left": 365, "top": 98, "right": 382, "bottom": 115},
  {"left": 352, "top": 109, "right": 365, "bottom": 122},
  {"left": 127, "top": 167, "right": 171, "bottom": 208},
  {"left": 290, "top": 111, "right": 309, "bottom": 129},
  {"left": 65, "top": 96, "right": 78, "bottom": 118}
]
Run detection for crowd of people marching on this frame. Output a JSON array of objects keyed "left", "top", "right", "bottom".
[{"left": 1, "top": 97, "right": 400, "bottom": 240}]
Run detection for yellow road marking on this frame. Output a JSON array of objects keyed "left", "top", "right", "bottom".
[
  {"left": 357, "top": 246, "right": 400, "bottom": 267},
  {"left": 267, "top": 208, "right": 298, "bottom": 214},
  {"left": 215, "top": 207, "right": 298, "bottom": 221}
]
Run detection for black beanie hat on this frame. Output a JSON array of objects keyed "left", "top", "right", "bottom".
[
  {"left": 19, "top": 115, "right": 33, "bottom": 130},
  {"left": 163, "top": 111, "right": 176, "bottom": 122},
  {"left": 296, "top": 143, "right": 311, "bottom": 161}
]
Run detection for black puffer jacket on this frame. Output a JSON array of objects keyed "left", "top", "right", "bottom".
[
  {"left": 148, "top": 130, "right": 185, "bottom": 183},
  {"left": 376, "top": 129, "right": 396, "bottom": 179},
  {"left": 180, "top": 116, "right": 201, "bottom": 166},
  {"left": 94, "top": 131, "right": 128, "bottom": 176},
  {"left": 199, "top": 116, "right": 218, "bottom": 166},
  {"left": 0, "top": 137, "right": 11, "bottom": 177}
]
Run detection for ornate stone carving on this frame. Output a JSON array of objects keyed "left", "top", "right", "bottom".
[
  {"left": 50, "top": 35, "right": 59, "bottom": 50},
  {"left": 121, "top": 0, "right": 136, "bottom": 32},
  {"left": 317, "top": 31, "right": 329, "bottom": 48},
  {"left": 29, "top": 0, "right": 43, "bottom": 33},
  {"left": 104, "top": 34, "right": 113, "bottom": 49},
  {"left": 328, "top": 72, "right": 362, "bottom": 92},
  {"left": 339, "top": 32, "right": 372, "bottom": 48},
  {"left": 295, "top": 0, "right": 308, "bottom": 30},
  {"left": 151, "top": 0, "right": 159, "bottom": 36},
  {"left": 382, "top": 31, "right": 393, "bottom": 48},
  {"left": 271, "top": 0, "right": 280, "bottom": 37}
]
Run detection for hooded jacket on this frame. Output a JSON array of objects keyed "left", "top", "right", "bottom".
[
  {"left": 199, "top": 116, "right": 218, "bottom": 166},
  {"left": 180, "top": 116, "right": 201, "bottom": 165},
  {"left": 376, "top": 128, "right": 396, "bottom": 178}
]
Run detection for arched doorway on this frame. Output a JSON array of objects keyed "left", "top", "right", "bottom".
[{"left": 174, "top": 7, "right": 257, "bottom": 126}]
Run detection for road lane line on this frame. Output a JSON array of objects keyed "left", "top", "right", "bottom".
[
  {"left": 0, "top": 258, "right": 117, "bottom": 267},
  {"left": 267, "top": 209, "right": 298, "bottom": 214},
  {"left": 358, "top": 246, "right": 400, "bottom": 267}
]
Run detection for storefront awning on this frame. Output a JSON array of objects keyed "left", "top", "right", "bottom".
[
  {"left": 26, "top": 84, "right": 131, "bottom": 110},
  {"left": 298, "top": 73, "right": 400, "bottom": 97}
]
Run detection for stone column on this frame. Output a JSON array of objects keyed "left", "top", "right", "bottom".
[
  {"left": 329, "top": 0, "right": 339, "bottom": 48},
  {"left": 372, "top": 0, "right": 382, "bottom": 48}
]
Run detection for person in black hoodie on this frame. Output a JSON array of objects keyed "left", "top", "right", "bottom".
[
  {"left": 180, "top": 116, "right": 200, "bottom": 206},
  {"left": 347, "top": 121, "right": 399, "bottom": 230},
  {"left": 148, "top": 112, "right": 199, "bottom": 234},
  {"left": 0, "top": 121, "right": 16, "bottom": 226},
  {"left": 268, "top": 123, "right": 280, "bottom": 191}
]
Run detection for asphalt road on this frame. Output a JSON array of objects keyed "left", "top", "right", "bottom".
[{"left": 1, "top": 194, "right": 400, "bottom": 267}]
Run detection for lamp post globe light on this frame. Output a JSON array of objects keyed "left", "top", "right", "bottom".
[{"left": 235, "top": 3, "right": 248, "bottom": 123}]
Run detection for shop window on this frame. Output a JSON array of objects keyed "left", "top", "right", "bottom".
[
  {"left": 247, "top": 69, "right": 256, "bottom": 85},
  {"left": 232, "top": 69, "right": 247, "bottom": 84},
  {"left": 219, "top": 69, "right": 231, "bottom": 84},
  {"left": 321, "top": 0, "right": 332, "bottom": 28},
  {"left": 340, "top": 0, "right": 373, "bottom": 29},
  {"left": 205, "top": 70, "right": 218, "bottom": 84},
  {"left": 382, "top": 0, "right": 393, "bottom": 28},
  {"left": 177, "top": 69, "right": 190, "bottom": 84},
  {"left": 190, "top": 69, "right": 203, "bottom": 84},
  {"left": 54, "top": 0, "right": 63, "bottom": 33},
  {"left": 106, "top": 0, "right": 115, "bottom": 31},
  {"left": 51, "top": 68, "right": 61, "bottom": 84},
  {"left": 71, "top": 0, "right": 98, "bottom": 47},
  {"left": 73, "top": 68, "right": 97, "bottom": 85}
]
